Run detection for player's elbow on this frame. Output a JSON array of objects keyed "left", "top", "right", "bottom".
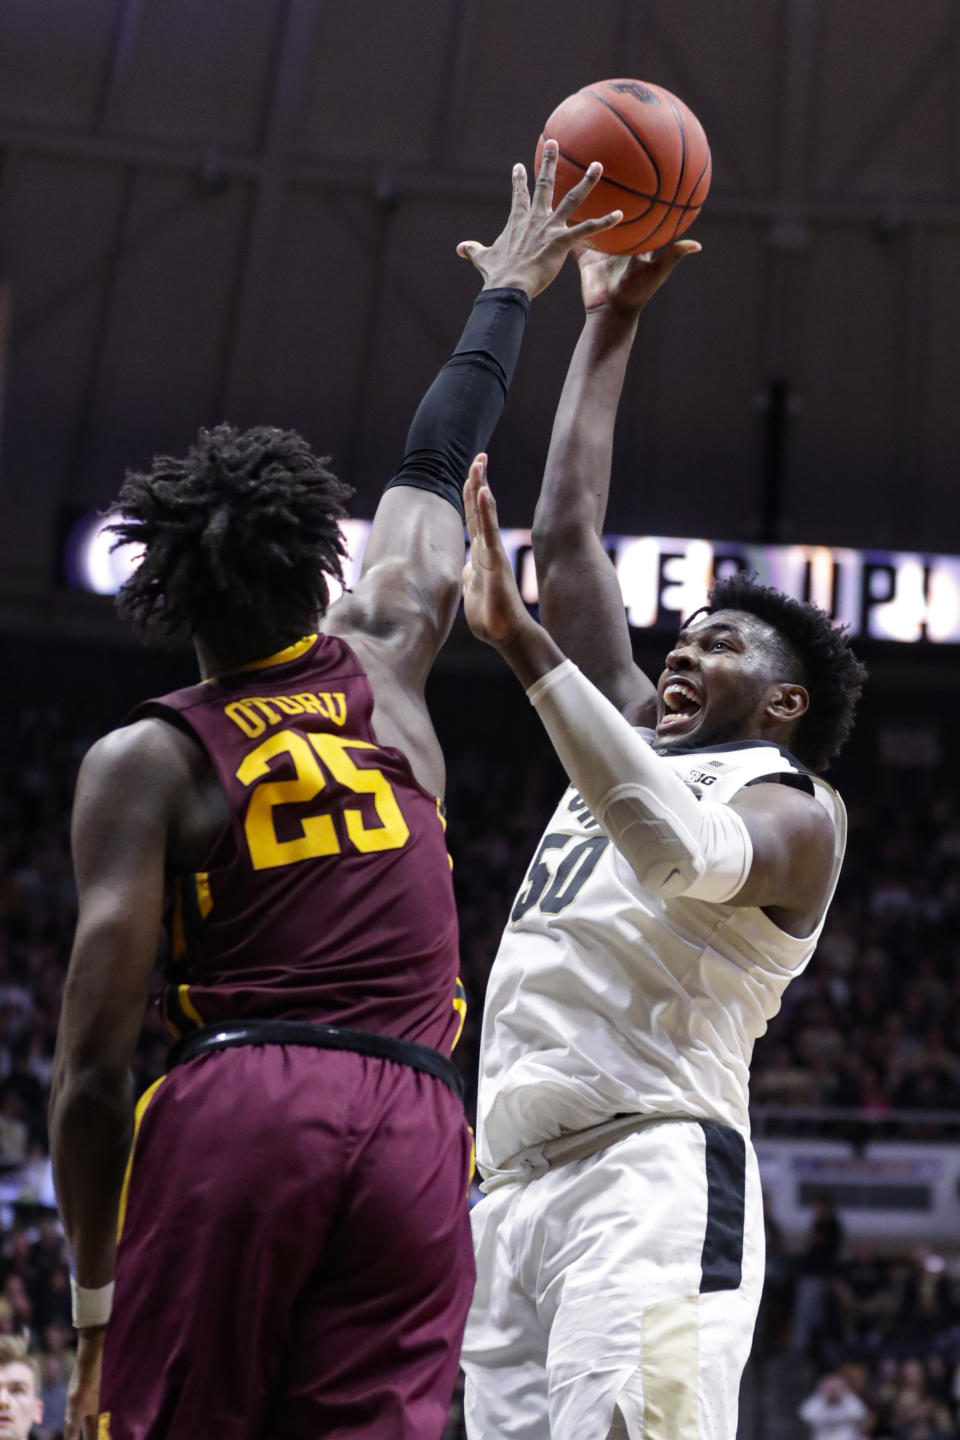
[
  {"left": 531, "top": 505, "right": 593, "bottom": 562},
  {"left": 607, "top": 794, "right": 753, "bottom": 905},
  {"left": 49, "top": 1064, "right": 133, "bottom": 1147}
]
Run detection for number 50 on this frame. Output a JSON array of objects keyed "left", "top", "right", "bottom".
[{"left": 511, "top": 832, "right": 608, "bottom": 923}]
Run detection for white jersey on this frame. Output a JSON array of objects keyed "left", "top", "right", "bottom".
[{"left": 475, "top": 737, "right": 846, "bottom": 1177}]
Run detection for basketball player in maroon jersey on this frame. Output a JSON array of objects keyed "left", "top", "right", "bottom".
[{"left": 49, "top": 145, "right": 623, "bottom": 1440}]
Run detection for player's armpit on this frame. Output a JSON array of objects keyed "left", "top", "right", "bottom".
[
  {"left": 727, "top": 782, "right": 837, "bottom": 927},
  {"left": 325, "top": 488, "right": 464, "bottom": 686}
]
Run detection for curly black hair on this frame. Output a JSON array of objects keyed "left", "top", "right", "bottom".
[
  {"left": 109, "top": 424, "right": 354, "bottom": 658},
  {"left": 703, "top": 572, "right": 867, "bottom": 773}
]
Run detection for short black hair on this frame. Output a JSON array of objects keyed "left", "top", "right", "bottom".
[
  {"left": 704, "top": 572, "right": 867, "bottom": 773},
  {"left": 109, "top": 424, "right": 353, "bottom": 656}
]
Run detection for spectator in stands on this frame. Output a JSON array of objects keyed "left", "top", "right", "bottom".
[
  {"left": 0, "top": 1100, "right": 26, "bottom": 1170},
  {"left": 833, "top": 1240, "right": 898, "bottom": 1348},
  {"left": 37, "top": 1351, "right": 67, "bottom": 1440},
  {"left": 792, "top": 1197, "right": 845, "bottom": 1359},
  {"left": 0, "top": 1281, "right": 29, "bottom": 1339},
  {"left": 798, "top": 1372, "right": 867, "bottom": 1439},
  {"left": 855, "top": 1063, "right": 893, "bottom": 1118},
  {"left": 0, "top": 1335, "right": 43, "bottom": 1440},
  {"left": 751, "top": 1043, "right": 817, "bottom": 1106},
  {"left": 896, "top": 1250, "right": 953, "bottom": 1343},
  {"left": 754, "top": 1191, "right": 791, "bottom": 1359},
  {"left": 887, "top": 1357, "right": 954, "bottom": 1437}
]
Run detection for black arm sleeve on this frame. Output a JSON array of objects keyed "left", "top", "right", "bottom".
[{"left": 383, "top": 286, "right": 531, "bottom": 519}]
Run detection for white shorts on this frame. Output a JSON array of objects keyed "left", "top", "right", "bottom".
[{"left": 461, "top": 1118, "right": 763, "bottom": 1440}]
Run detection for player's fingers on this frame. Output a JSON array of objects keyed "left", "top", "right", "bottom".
[
  {"left": 553, "top": 160, "right": 603, "bottom": 218},
  {"left": 467, "top": 453, "right": 487, "bottom": 495},
  {"left": 476, "top": 475, "right": 505, "bottom": 554},
  {"left": 464, "top": 454, "right": 488, "bottom": 542},
  {"left": 509, "top": 161, "right": 530, "bottom": 215},
  {"left": 564, "top": 208, "right": 624, "bottom": 244},
  {"left": 463, "top": 470, "right": 481, "bottom": 547},
  {"left": 456, "top": 240, "right": 488, "bottom": 269},
  {"left": 477, "top": 490, "right": 497, "bottom": 554},
  {"left": 662, "top": 239, "right": 702, "bottom": 268},
  {"left": 532, "top": 139, "right": 559, "bottom": 209},
  {"left": 469, "top": 456, "right": 497, "bottom": 549}
]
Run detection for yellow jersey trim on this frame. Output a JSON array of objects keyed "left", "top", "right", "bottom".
[
  {"left": 178, "top": 985, "right": 204, "bottom": 1027},
  {"left": 220, "top": 633, "right": 319, "bottom": 675},
  {"left": 117, "top": 1076, "right": 166, "bottom": 1241},
  {"left": 452, "top": 977, "right": 467, "bottom": 1050},
  {"left": 195, "top": 872, "right": 213, "bottom": 919},
  {"left": 435, "top": 797, "right": 454, "bottom": 870}
]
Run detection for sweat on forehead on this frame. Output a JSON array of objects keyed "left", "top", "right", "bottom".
[{"left": 678, "top": 609, "right": 804, "bottom": 678}]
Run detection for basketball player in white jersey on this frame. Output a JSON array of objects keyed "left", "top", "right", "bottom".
[{"left": 456, "top": 249, "right": 866, "bottom": 1440}]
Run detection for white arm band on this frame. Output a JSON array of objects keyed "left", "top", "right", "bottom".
[
  {"left": 527, "top": 660, "right": 754, "bottom": 903},
  {"left": 70, "top": 1275, "right": 114, "bottom": 1329}
]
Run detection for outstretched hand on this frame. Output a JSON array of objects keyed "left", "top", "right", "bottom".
[
  {"left": 457, "top": 142, "right": 623, "bottom": 299},
  {"left": 462, "top": 456, "right": 530, "bottom": 649},
  {"left": 577, "top": 239, "right": 701, "bottom": 315}
]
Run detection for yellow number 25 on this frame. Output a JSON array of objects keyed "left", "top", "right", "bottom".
[{"left": 235, "top": 730, "right": 410, "bottom": 871}]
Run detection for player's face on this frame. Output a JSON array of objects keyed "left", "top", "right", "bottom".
[
  {"left": 0, "top": 1364, "right": 42, "bottom": 1440},
  {"left": 654, "top": 609, "right": 788, "bottom": 750}
]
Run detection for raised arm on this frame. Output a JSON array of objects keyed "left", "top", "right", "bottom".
[
  {"left": 531, "top": 243, "right": 699, "bottom": 722},
  {"left": 49, "top": 721, "right": 190, "bottom": 1438},
  {"left": 325, "top": 145, "right": 624, "bottom": 691}
]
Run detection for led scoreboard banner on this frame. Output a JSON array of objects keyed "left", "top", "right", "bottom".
[{"left": 66, "top": 512, "right": 960, "bottom": 645}]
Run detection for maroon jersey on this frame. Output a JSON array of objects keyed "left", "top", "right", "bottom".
[{"left": 132, "top": 633, "right": 465, "bottom": 1054}]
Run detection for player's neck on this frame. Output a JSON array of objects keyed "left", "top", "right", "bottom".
[{"left": 194, "top": 630, "right": 316, "bottom": 680}]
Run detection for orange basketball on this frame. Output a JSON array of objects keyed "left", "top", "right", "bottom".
[{"left": 535, "top": 78, "right": 712, "bottom": 254}]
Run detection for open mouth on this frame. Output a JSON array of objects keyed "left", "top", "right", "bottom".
[{"left": 657, "top": 679, "right": 703, "bottom": 734}]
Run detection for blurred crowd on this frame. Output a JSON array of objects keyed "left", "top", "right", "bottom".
[
  {"left": 751, "top": 780, "right": 960, "bottom": 1127},
  {"left": 1, "top": 698, "right": 960, "bottom": 1434},
  {"left": 776, "top": 1200, "right": 960, "bottom": 1438}
]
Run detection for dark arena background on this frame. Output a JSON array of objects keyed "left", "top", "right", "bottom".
[{"left": 1, "top": 3, "right": 960, "bottom": 1436}]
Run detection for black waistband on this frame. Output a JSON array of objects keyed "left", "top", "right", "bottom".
[{"left": 167, "top": 1019, "right": 464, "bottom": 1101}]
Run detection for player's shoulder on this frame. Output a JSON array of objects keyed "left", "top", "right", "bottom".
[
  {"left": 736, "top": 774, "right": 837, "bottom": 840},
  {"left": 656, "top": 736, "right": 820, "bottom": 786},
  {"left": 79, "top": 716, "right": 206, "bottom": 801}
]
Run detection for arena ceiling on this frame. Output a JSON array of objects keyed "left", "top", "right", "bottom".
[{"left": 0, "top": 0, "right": 958, "bottom": 636}]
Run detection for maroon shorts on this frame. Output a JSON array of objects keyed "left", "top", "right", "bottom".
[{"left": 98, "top": 1043, "right": 475, "bottom": 1439}]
